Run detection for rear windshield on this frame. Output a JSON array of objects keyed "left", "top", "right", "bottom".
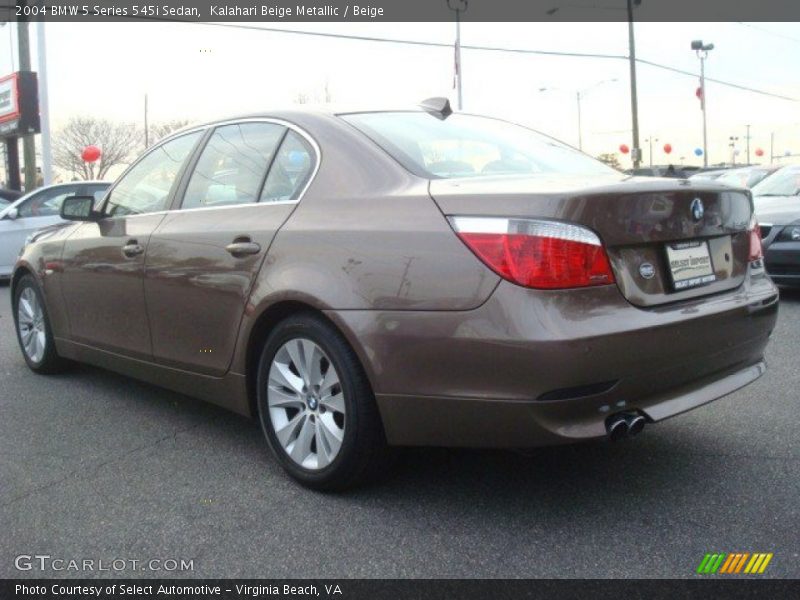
[{"left": 341, "top": 111, "right": 616, "bottom": 179}]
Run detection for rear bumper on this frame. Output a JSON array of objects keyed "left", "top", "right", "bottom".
[{"left": 326, "top": 270, "right": 778, "bottom": 447}]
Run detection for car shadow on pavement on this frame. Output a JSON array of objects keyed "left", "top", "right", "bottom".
[{"left": 46, "top": 359, "right": 712, "bottom": 511}]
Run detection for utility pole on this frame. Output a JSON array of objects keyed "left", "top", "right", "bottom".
[
  {"left": 576, "top": 91, "right": 582, "bottom": 151},
  {"left": 626, "top": 0, "right": 642, "bottom": 169},
  {"left": 36, "top": 20, "right": 52, "bottom": 185},
  {"left": 17, "top": 9, "right": 37, "bottom": 191}
]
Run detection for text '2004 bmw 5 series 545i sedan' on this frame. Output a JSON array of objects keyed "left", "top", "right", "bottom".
[{"left": 11, "top": 100, "right": 778, "bottom": 490}]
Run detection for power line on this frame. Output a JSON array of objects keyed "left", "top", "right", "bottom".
[
  {"left": 180, "top": 21, "right": 799, "bottom": 103},
  {"left": 185, "top": 21, "right": 628, "bottom": 61},
  {"left": 635, "top": 58, "right": 799, "bottom": 102},
  {"left": 737, "top": 22, "right": 800, "bottom": 46}
]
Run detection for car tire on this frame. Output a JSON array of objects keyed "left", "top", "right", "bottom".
[
  {"left": 256, "top": 312, "right": 390, "bottom": 491},
  {"left": 13, "top": 274, "right": 67, "bottom": 374}
]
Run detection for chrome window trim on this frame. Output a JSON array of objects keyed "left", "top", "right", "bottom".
[
  {"left": 101, "top": 117, "right": 321, "bottom": 220},
  {"left": 167, "top": 117, "right": 320, "bottom": 213}
]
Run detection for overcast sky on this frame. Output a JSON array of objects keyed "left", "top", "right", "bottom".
[{"left": 2, "top": 21, "right": 799, "bottom": 174}]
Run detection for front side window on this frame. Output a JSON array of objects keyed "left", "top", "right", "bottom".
[
  {"left": 105, "top": 132, "right": 202, "bottom": 217},
  {"left": 260, "top": 131, "right": 315, "bottom": 203},
  {"left": 18, "top": 186, "right": 80, "bottom": 218},
  {"left": 183, "top": 123, "right": 286, "bottom": 209},
  {"left": 86, "top": 184, "right": 110, "bottom": 205},
  {"left": 341, "top": 111, "right": 616, "bottom": 179}
]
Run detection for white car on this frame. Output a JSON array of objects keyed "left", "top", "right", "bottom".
[{"left": 0, "top": 181, "right": 110, "bottom": 280}]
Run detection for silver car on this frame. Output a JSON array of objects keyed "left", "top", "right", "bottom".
[{"left": 0, "top": 181, "right": 110, "bottom": 279}]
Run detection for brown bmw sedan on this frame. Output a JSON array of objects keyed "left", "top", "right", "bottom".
[{"left": 11, "top": 101, "right": 778, "bottom": 489}]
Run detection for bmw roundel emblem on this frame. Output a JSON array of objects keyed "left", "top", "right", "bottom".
[
  {"left": 690, "top": 197, "right": 705, "bottom": 222},
  {"left": 639, "top": 262, "right": 656, "bottom": 280}
]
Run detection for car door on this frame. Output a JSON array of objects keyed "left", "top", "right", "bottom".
[
  {"left": 144, "top": 121, "right": 317, "bottom": 376},
  {"left": 0, "top": 184, "right": 85, "bottom": 277},
  {"left": 59, "top": 131, "right": 203, "bottom": 358}
]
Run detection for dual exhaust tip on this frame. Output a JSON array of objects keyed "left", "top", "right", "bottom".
[{"left": 606, "top": 412, "right": 646, "bottom": 441}]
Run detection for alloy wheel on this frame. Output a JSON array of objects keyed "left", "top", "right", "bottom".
[
  {"left": 267, "top": 338, "right": 346, "bottom": 470},
  {"left": 17, "top": 287, "right": 47, "bottom": 364}
]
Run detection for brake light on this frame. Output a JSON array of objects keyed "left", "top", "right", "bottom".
[
  {"left": 448, "top": 217, "right": 615, "bottom": 290},
  {"left": 748, "top": 217, "right": 763, "bottom": 262}
]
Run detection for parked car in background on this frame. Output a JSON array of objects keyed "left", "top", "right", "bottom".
[
  {"left": 689, "top": 168, "right": 732, "bottom": 182},
  {"left": 0, "top": 181, "right": 110, "bottom": 280},
  {"left": 631, "top": 165, "right": 689, "bottom": 178},
  {"left": 716, "top": 165, "right": 781, "bottom": 189},
  {"left": 753, "top": 164, "right": 800, "bottom": 286},
  {"left": 0, "top": 187, "right": 23, "bottom": 204},
  {"left": 10, "top": 105, "right": 777, "bottom": 489}
]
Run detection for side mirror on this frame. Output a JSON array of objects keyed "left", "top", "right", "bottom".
[
  {"left": 5, "top": 207, "right": 18, "bottom": 220},
  {"left": 60, "top": 195, "right": 99, "bottom": 221}
]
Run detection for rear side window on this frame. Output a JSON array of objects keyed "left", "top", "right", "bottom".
[
  {"left": 260, "top": 131, "right": 315, "bottom": 203},
  {"left": 182, "top": 123, "right": 286, "bottom": 209}
]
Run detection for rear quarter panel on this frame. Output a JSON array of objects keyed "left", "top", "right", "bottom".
[{"left": 230, "top": 113, "right": 500, "bottom": 373}]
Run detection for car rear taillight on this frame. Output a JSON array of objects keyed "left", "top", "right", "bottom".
[
  {"left": 748, "top": 217, "right": 764, "bottom": 262},
  {"left": 448, "top": 216, "right": 615, "bottom": 290}
]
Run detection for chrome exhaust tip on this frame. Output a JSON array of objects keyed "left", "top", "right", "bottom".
[
  {"left": 606, "top": 415, "right": 629, "bottom": 442},
  {"left": 624, "top": 413, "right": 646, "bottom": 437}
]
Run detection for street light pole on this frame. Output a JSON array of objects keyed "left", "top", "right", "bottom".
[
  {"left": 36, "top": 20, "right": 52, "bottom": 185},
  {"left": 645, "top": 137, "right": 658, "bottom": 168},
  {"left": 746, "top": 124, "right": 751, "bottom": 165},
  {"left": 692, "top": 40, "right": 714, "bottom": 168},
  {"left": 540, "top": 78, "right": 616, "bottom": 153},
  {"left": 627, "top": 0, "right": 642, "bottom": 169},
  {"left": 700, "top": 54, "right": 707, "bottom": 167}
]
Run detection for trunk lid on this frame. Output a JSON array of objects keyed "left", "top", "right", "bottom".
[{"left": 429, "top": 174, "right": 753, "bottom": 307}]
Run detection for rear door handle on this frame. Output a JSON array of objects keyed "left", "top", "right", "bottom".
[
  {"left": 122, "top": 241, "right": 144, "bottom": 257},
  {"left": 225, "top": 240, "right": 261, "bottom": 257}
]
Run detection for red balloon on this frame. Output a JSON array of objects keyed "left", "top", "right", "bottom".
[
  {"left": 81, "top": 145, "right": 101, "bottom": 163},
  {"left": 619, "top": 144, "right": 630, "bottom": 154},
  {"left": 663, "top": 143, "right": 672, "bottom": 154},
  {"left": 755, "top": 148, "right": 764, "bottom": 157}
]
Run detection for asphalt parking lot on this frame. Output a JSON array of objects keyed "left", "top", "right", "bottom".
[{"left": 1, "top": 282, "right": 798, "bottom": 579}]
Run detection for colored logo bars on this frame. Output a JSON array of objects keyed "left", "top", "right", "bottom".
[{"left": 696, "top": 552, "right": 773, "bottom": 574}]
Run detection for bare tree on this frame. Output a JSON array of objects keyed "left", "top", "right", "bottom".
[
  {"left": 293, "top": 81, "right": 333, "bottom": 105},
  {"left": 52, "top": 117, "right": 141, "bottom": 180},
  {"left": 149, "top": 119, "right": 193, "bottom": 144},
  {"left": 596, "top": 153, "right": 623, "bottom": 171}
]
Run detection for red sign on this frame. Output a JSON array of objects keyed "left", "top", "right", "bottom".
[
  {"left": 0, "top": 73, "right": 22, "bottom": 124},
  {"left": 0, "top": 71, "right": 40, "bottom": 138}
]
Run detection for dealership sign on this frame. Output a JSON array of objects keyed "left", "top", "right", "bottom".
[{"left": 0, "top": 72, "right": 41, "bottom": 138}]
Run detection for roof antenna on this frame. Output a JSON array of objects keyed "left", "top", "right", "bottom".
[{"left": 419, "top": 97, "right": 453, "bottom": 120}]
